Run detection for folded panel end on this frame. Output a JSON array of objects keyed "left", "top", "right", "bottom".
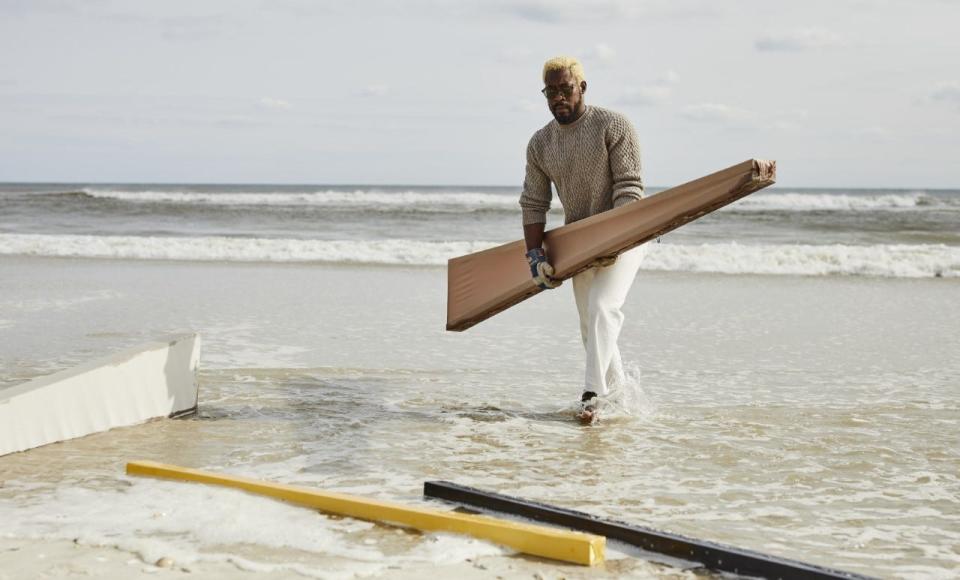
[{"left": 753, "top": 158, "right": 777, "bottom": 182}]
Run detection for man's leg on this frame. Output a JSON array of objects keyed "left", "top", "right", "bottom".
[
  {"left": 575, "top": 246, "right": 647, "bottom": 396},
  {"left": 572, "top": 267, "right": 599, "bottom": 421},
  {"left": 572, "top": 266, "right": 596, "bottom": 351}
]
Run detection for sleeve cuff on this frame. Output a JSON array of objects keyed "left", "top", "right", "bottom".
[
  {"left": 521, "top": 208, "right": 548, "bottom": 226},
  {"left": 613, "top": 193, "right": 642, "bottom": 208}
]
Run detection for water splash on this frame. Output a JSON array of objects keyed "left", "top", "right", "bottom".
[{"left": 592, "top": 362, "right": 658, "bottom": 421}]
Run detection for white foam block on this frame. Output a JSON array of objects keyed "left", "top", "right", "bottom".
[{"left": 0, "top": 334, "right": 200, "bottom": 456}]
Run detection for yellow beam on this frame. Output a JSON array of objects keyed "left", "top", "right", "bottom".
[{"left": 126, "top": 460, "right": 604, "bottom": 566}]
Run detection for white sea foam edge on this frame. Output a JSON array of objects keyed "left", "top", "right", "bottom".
[{"left": 2, "top": 234, "right": 957, "bottom": 278}]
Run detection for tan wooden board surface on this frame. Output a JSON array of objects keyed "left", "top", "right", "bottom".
[{"left": 446, "top": 159, "right": 776, "bottom": 331}]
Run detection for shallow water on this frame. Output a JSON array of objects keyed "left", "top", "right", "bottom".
[{"left": 1, "top": 258, "right": 958, "bottom": 578}]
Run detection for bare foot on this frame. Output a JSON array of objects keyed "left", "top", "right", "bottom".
[
  {"left": 576, "top": 391, "right": 600, "bottom": 424},
  {"left": 576, "top": 408, "right": 596, "bottom": 425}
]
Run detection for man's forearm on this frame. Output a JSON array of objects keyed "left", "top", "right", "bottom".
[{"left": 523, "top": 223, "right": 546, "bottom": 251}]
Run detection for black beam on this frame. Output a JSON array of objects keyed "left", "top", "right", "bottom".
[{"left": 424, "top": 481, "right": 873, "bottom": 580}]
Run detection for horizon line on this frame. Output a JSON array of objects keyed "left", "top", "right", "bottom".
[{"left": 1, "top": 180, "right": 957, "bottom": 191}]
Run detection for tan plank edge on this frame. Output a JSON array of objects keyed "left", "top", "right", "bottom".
[{"left": 126, "top": 460, "right": 604, "bottom": 566}]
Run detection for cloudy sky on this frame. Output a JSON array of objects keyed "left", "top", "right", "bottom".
[{"left": 1, "top": 0, "right": 958, "bottom": 187}]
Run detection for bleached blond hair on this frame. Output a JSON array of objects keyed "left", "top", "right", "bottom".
[{"left": 542, "top": 56, "right": 585, "bottom": 84}]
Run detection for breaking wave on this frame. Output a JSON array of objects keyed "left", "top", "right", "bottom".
[
  {"left": 66, "top": 188, "right": 960, "bottom": 214},
  {"left": 73, "top": 188, "right": 522, "bottom": 212},
  {"left": 1, "top": 234, "right": 957, "bottom": 278},
  {"left": 728, "top": 192, "right": 953, "bottom": 212}
]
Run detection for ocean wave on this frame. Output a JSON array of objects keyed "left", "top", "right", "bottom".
[
  {"left": 70, "top": 188, "right": 960, "bottom": 214},
  {"left": 642, "top": 242, "right": 958, "bottom": 278},
  {"left": 729, "top": 192, "right": 954, "bottom": 212},
  {"left": 1, "top": 234, "right": 957, "bottom": 278},
  {"left": 0, "top": 234, "right": 497, "bottom": 267},
  {"left": 75, "top": 188, "right": 522, "bottom": 212},
  {"left": 23, "top": 189, "right": 90, "bottom": 197}
]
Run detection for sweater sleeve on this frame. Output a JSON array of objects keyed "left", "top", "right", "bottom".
[
  {"left": 518, "top": 136, "right": 553, "bottom": 225},
  {"left": 607, "top": 115, "right": 643, "bottom": 208}
]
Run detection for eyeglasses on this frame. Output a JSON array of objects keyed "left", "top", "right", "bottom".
[{"left": 541, "top": 84, "right": 578, "bottom": 99}]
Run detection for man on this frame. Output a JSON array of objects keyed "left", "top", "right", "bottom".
[{"left": 519, "top": 56, "right": 647, "bottom": 424}]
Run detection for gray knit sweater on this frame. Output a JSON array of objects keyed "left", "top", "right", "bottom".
[{"left": 519, "top": 105, "right": 643, "bottom": 226}]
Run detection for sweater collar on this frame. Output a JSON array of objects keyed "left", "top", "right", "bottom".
[{"left": 556, "top": 105, "right": 592, "bottom": 130}]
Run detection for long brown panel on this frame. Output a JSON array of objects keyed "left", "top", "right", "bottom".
[{"left": 446, "top": 159, "right": 776, "bottom": 332}]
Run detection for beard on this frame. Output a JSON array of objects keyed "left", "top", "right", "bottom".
[{"left": 551, "top": 103, "right": 578, "bottom": 124}]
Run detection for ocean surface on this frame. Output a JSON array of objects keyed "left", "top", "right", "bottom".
[
  {"left": 0, "top": 182, "right": 958, "bottom": 579},
  {"left": 1, "top": 183, "right": 959, "bottom": 277}
]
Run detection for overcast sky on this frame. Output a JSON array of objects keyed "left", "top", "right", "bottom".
[{"left": 1, "top": 0, "right": 958, "bottom": 188}]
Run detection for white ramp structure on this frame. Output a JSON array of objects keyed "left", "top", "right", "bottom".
[{"left": 0, "top": 334, "right": 200, "bottom": 456}]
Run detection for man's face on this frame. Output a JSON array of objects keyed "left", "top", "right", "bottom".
[{"left": 543, "top": 68, "right": 586, "bottom": 124}]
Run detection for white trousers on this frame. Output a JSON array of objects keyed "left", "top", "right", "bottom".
[{"left": 572, "top": 246, "right": 646, "bottom": 395}]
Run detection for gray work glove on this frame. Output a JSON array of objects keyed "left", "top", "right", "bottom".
[{"left": 525, "top": 248, "right": 561, "bottom": 289}]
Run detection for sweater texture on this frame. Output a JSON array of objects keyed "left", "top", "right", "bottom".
[{"left": 519, "top": 105, "right": 643, "bottom": 226}]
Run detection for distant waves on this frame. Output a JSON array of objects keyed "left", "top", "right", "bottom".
[
  {"left": 734, "top": 192, "right": 950, "bottom": 211},
  {"left": 73, "top": 188, "right": 524, "bottom": 213},
  {"left": 2, "top": 234, "right": 957, "bottom": 278},
  {"left": 65, "top": 188, "right": 960, "bottom": 214}
]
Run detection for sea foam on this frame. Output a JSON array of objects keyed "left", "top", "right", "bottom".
[
  {"left": 729, "top": 192, "right": 946, "bottom": 212},
  {"left": 74, "top": 188, "right": 957, "bottom": 213},
  {"left": 1, "top": 234, "right": 957, "bottom": 278},
  {"left": 72, "top": 188, "right": 960, "bottom": 213},
  {"left": 0, "top": 234, "right": 495, "bottom": 266},
  {"left": 643, "top": 242, "right": 960, "bottom": 278},
  {"left": 0, "top": 478, "right": 504, "bottom": 578},
  {"left": 77, "top": 188, "right": 521, "bottom": 211}
]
